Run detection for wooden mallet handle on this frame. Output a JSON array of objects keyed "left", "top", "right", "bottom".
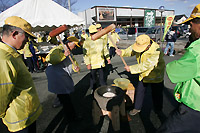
[
  {"left": 49, "top": 25, "right": 80, "bottom": 73},
  {"left": 108, "top": 34, "right": 128, "bottom": 67}
]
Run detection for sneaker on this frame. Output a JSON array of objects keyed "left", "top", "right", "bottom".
[
  {"left": 169, "top": 55, "right": 174, "bottom": 57},
  {"left": 129, "top": 109, "right": 141, "bottom": 116}
]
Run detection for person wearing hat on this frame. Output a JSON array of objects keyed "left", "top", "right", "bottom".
[
  {"left": 83, "top": 25, "right": 111, "bottom": 92},
  {"left": 81, "top": 30, "right": 88, "bottom": 40},
  {"left": 157, "top": 4, "right": 200, "bottom": 132},
  {"left": 45, "top": 36, "right": 80, "bottom": 124},
  {"left": 96, "top": 23, "right": 114, "bottom": 81},
  {"left": 116, "top": 34, "right": 165, "bottom": 116},
  {"left": 0, "top": 16, "right": 42, "bottom": 132},
  {"left": 96, "top": 23, "right": 108, "bottom": 46}
]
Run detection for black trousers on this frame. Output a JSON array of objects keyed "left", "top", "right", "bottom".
[
  {"left": 57, "top": 94, "right": 75, "bottom": 122},
  {"left": 109, "top": 47, "right": 116, "bottom": 59},
  {"left": 90, "top": 67, "right": 106, "bottom": 90},
  {"left": 157, "top": 103, "right": 200, "bottom": 133},
  {"left": 25, "top": 57, "right": 34, "bottom": 73},
  {"left": 134, "top": 80, "right": 164, "bottom": 111}
]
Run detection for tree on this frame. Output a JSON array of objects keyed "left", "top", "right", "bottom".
[{"left": 53, "top": 0, "right": 77, "bottom": 11}]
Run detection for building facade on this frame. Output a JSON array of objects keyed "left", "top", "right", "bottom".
[{"left": 78, "top": 6, "right": 175, "bottom": 29}]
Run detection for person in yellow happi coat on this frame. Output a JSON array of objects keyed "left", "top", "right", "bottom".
[
  {"left": 81, "top": 30, "right": 88, "bottom": 40},
  {"left": 0, "top": 16, "right": 42, "bottom": 133},
  {"left": 83, "top": 25, "right": 111, "bottom": 92}
]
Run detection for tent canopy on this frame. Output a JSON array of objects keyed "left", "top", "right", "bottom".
[{"left": 0, "top": 0, "right": 85, "bottom": 29}]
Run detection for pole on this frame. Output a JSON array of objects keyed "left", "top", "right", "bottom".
[
  {"left": 160, "top": 12, "right": 163, "bottom": 48},
  {"left": 68, "top": 0, "right": 71, "bottom": 11}
]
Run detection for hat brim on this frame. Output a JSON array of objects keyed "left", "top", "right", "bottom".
[
  {"left": 132, "top": 42, "right": 148, "bottom": 52},
  {"left": 26, "top": 31, "right": 36, "bottom": 38},
  {"left": 179, "top": 17, "right": 194, "bottom": 25},
  {"left": 67, "top": 36, "right": 79, "bottom": 42},
  {"left": 74, "top": 42, "right": 80, "bottom": 47}
]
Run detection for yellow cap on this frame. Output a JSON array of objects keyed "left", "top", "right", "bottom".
[
  {"left": 67, "top": 36, "right": 80, "bottom": 47},
  {"left": 46, "top": 45, "right": 66, "bottom": 65},
  {"left": 4, "top": 16, "right": 36, "bottom": 38},
  {"left": 89, "top": 25, "right": 98, "bottom": 33},
  {"left": 67, "top": 36, "right": 79, "bottom": 42},
  {"left": 132, "top": 34, "right": 150, "bottom": 52},
  {"left": 82, "top": 30, "right": 85, "bottom": 33},
  {"left": 180, "top": 4, "right": 200, "bottom": 24},
  {"left": 96, "top": 24, "right": 102, "bottom": 29}
]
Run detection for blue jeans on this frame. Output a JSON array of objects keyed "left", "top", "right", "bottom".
[{"left": 164, "top": 42, "right": 174, "bottom": 56}]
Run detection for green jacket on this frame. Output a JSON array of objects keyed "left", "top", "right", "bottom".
[
  {"left": 121, "top": 41, "right": 165, "bottom": 83},
  {"left": 0, "top": 42, "right": 42, "bottom": 132},
  {"left": 166, "top": 38, "right": 200, "bottom": 112}
]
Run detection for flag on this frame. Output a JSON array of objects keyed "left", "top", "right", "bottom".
[{"left": 162, "top": 15, "right": 175, "bottom": 41}]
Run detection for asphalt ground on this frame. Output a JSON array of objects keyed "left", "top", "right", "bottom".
[{"left": 0, "top": 38, "right": 188, "bottom": 133}]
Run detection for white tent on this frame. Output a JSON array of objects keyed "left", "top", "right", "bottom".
[{"left": 0, "top": 0, "right": 85, "bottom": 29}]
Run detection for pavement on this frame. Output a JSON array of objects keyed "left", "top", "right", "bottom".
[{"left": 0, "top": 37, "right": 188, "bottom": 133}]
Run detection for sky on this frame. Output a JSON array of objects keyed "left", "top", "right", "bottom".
[{"left": 72, "top": 0, "right": 199, "bottom": 17}]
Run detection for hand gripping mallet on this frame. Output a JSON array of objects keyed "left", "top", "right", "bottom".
[
  {"left": 91, "top": 24, "right": 128, "bottom": 68},
  {"left": 49, "top": 25, "right": 79, "bottom": 72}
]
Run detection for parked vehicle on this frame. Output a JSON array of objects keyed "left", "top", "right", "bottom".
[
  {"left": 172, "top": 25, "right": 184, "bottom": 38},
  {"left": 115, "top": 28, "right": 128, "bottom": 40},
  {"left": 127, "top": 27, "right": 149, "bottom": 40},
  {"left": 145, "top": 26, "right": 164, "bottom": 43},
  {"left": 184, "top": 31, "right": 191, "bottom": 38}
]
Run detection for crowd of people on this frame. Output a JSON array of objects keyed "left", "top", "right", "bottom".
[{"left": 1, "top": 3, "right": 200, "bottom": 133}]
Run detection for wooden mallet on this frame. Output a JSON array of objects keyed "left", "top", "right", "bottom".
[
  {"left": 91, "top": 24, "right": 128, "bottom": 68},
  {"left": 49, "top": 25, "right": 79, "bottom": 72}
]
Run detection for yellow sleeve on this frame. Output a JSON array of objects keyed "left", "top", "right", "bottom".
[
  {"left": 82, "top": 39, "right": 91, "bottom": 65},
  {"left": 115, "top": 33, "right": 121, "bottom": 40},
  {"left": 103, "top": 40, "right": 110, "bottom": 60},
  {"left": 129, "top": 52, "right": 159, "bottom": 74},
  {"left": 72, "top": 58, "right": 80, "bottom": 72},
  {"left": 121, "top": 45, "right": 135, "bottom": 57},
  {"left": 0, "top": 60, "right": 16, "bottom": 118}
]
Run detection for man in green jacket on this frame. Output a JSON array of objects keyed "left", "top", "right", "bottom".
[
  {"left": 0, "top": 16, "right": 42, "bottom": 132},
  {"left": 157, "top": 3, "right": 200, "bottom": 132}
]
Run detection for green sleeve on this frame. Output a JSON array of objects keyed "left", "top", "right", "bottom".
[{"left": 166, "top": 51, "right": 197, "bottom": 83}]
